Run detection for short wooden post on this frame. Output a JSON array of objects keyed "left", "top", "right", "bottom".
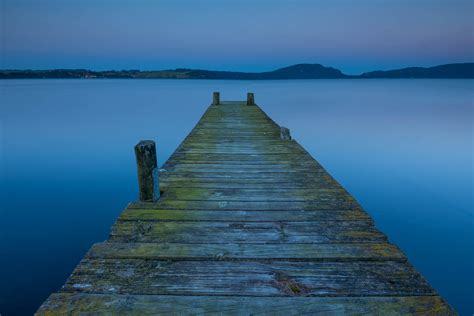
[
  {"left": 134, "top": 140, "right": 160, "bottom": 202},
  {"left": 212, "top": 92, "right": 220, "bottom": 105},
  {"left": 280, "top": 127, "right": 291, "bottom": 140},
  {"left": 246, "top": 92, "right": 255, "bottom": 105}
]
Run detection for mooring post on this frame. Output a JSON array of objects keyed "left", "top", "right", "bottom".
[
  {"left": 134, "top": 140, "right": 160, "bottom": 202},
  {"left": 213, "top": 92, "right": 220, "bottom": 105},
  {"left": 247, "top": 92, "right": 255, "bottom": 105},
  {"left": 280, "top": 127, "right": 291, "bottom": 140}
]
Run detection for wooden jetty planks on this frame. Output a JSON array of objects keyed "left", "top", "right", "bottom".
[
  {"left": 36, "top": 99, "right": 454, "bottom": 314},
  {"left": 61, "top": 259, "right": 434, "bottom": 297},
  {"left": 37, "top": 294, "right": 453, "bottom": 315},
  {"left": 87, "top": 241, "right": 405, "bottom": 261},
  {"left": 118, "top": 208, "right": 372, "bottom": 221},
  {"left": 109, "top": 220, "right": 388, "bottom": 244}
]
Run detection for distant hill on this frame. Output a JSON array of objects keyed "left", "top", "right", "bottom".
[
  {"left": 184, "top": 64, "right": 346, "bottom": 79},
  {"left": 360, "top": 63, "right": 474, "bottom": 79},
  {"left": 254, "top": 64, "right": 345, "bottom": 79},
  {"left": 1, "top": 63, "right": 473, "bottom": 79}
]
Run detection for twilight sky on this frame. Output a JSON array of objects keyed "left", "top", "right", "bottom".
[{"left": 1, "top": 0, "right": 473, "bottom": 74}]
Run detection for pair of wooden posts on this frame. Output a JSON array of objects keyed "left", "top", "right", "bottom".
[
  {"left": 134, "top": 92, "right": 291, "bottom": 202},
  {"left": 212, "top": 92, "right": 254, "bottom": 106}
]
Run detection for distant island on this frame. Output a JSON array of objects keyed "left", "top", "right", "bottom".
[{"left": 1, "top": 63, "right": 473, "bottom": 79}]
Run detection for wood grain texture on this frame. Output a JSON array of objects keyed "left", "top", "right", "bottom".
[
  {"left": 118, "top": 208, "right": 372, "bottom": 222},
  {"left": 62, "top": 259, "right": 434, "bottom": 296},
  {"left": 37, "top": 294, "right": 455, "bottom": 315},
  {"left": 36, "top": 100, "right": 454, "bottom": 314},
  {"left": 109, "top": 220, "right": 387, "bottom": 243},
  {"left": 88, "top": 242, "right": 406, "bottom": 261}
]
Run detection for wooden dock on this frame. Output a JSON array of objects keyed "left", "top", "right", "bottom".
[{"left": 37, "top": 93, "right": 454, "bottom": 315}]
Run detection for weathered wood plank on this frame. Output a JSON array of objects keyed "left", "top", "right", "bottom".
[
  {"left": 162, "top": 169, "right": 325, "bottom": 176},
  {"left": 160, "top": 172, "right": 332, "bottom": 180},
  {"left": 166, "top": 155, "right": 313, "bottom": 162},
  {"left": 162, "top": 165, "right": 321, "bottom": 173},
  {"left": 161, "top": 169, "right": 327, "bottom": 176},
  {"left": 186, "top": 133, "right": 281, "bottom": 139},
  {"left": 160, "top": 187, "right": 352, "bottom": 202},
  {"left": 88, "top": 242, "right": 405, "bottom": 261},
  {"left": 62, "top": 259, "right": 434, "bottom": 296},
  {"left": 160, "top": 181, "right": 339, "bottom": 190},
  {"left": 175, "top": 147, "right": 299, "bottom": 153},
  {"left": 175, "top": 148, "right": 306, "bottom": 155},
  {"left": 130, "top": 200, "right": 361, "bottom": 211},
  {"left": 160, "top": 174, "right": 333, "bottom": 182},
  {"left": 118, "top": 208, "right": 371, "bottom": 222},
  {"left": 179, "top": 141, "right": 302, "bottom": 148},
  {"left": 37, "top": 294, "right": 455, "bottom": 315},
  {"left": 109, "top": 220, "right": 387, "bottom": 243},
  {"left": 165, "top": 152, "right": 316, "bottom": 162}
]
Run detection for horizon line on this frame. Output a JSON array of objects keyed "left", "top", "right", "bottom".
[{"left": 2, "top": 61, "right": 473, "bottom": 76}]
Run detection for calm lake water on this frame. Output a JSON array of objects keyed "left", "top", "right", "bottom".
[{"left": 0, "top": 79, "right": 473, "bottom": 315}]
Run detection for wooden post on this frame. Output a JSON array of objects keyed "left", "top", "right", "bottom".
[
  {"left": 213, "top": 92, "right": 220, "bottom": 105},
  {"left": 247, "top": 92, "right": 255, "bottom": 105},
  {"left": 134, "top": 140, "right": 160, "bottom": 202},
  {"left": 280, "top": 127, "right": 291, "bottom": 140}
]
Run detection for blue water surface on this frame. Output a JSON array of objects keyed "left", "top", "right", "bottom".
[{"left": 0, "top": 79, "right": 472, "bottom": 315}]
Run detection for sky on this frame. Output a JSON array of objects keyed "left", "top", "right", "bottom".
[{"left": 1, "top": 0, "right": 473, "bottom": 75}]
